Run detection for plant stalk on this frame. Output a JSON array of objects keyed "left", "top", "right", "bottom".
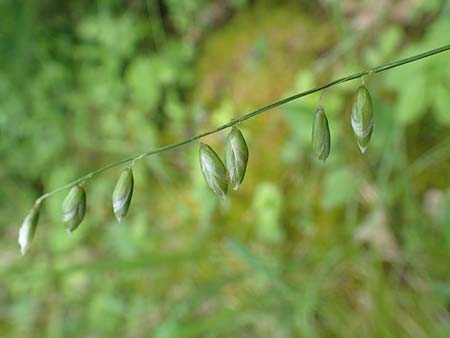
[{"left": 35, "top": 43, "right": 450, "bottom": 204}]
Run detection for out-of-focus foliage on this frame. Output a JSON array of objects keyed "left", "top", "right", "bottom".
[{"left": 1, "top": 0, "right": 449, "bottom": 337}]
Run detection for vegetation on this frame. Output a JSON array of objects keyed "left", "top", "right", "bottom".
[{"left": 1, "top": 1, "right": 449, "bottom": 337}]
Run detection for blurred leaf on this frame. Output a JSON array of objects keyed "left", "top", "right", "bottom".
[
  {"left": 252, "top": 182, "right": 284, "bottom": 243},
  {"left": 322, "top": 167, "right": 360, "bottom": 209},
  {"left": 227, "top": 239, "right": 291, "bottom": 297},
  {"left": 88, "top": 290, "right": 124, "bottom": 334},
  {"left": 354, "top": 208, "right": 400, "bottom": 261},
  {"left": 394, "top": 70, "right": 427, "bottom": 125},
  {"left": 386, "top": 18, "right": 450, "bottom": 126},
  {"left": 443, "top": 194, "right": 450, "bottom": 247},
  {"left": 77, "top": 13, "right": 143, "bottom": 58},
  {"left": 365, "top": 26, "right": 402, "bottom": 66},
  {"left": 126, "top": 56, "right": 162, "bottom": 111},
  {"left": 431, "top": 83, "right": 450, "bottom": 125},
  {"left": 212, "top": 99, "right": 235, "bottom": 127}
]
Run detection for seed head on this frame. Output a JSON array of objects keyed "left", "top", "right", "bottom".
[
  {"left": 199, "top": 143, "right": 228, "bottom": 199},
  {"left": 225, "top": 126, "right": 249, "bottom": 190},
  {"left": 112, "top": 167, "right": 134, "bottom": 222},
  {"left": 18, "top": 203, "right": 40, "bottom": 256},
  {"left": 62, "top": 185, "right": 86, "bottom": 233},
  {"left": 311, "top": 106, "right": 331, "bottom": 161},
  {"left": 351, "top": 85, "right": 374, "bottom": 153}
]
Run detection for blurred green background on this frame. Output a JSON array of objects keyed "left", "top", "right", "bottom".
[{"left": 1, "top": 0, "right": 450, "bottom": 337}]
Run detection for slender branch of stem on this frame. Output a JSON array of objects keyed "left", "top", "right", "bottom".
[{"left": 35, "top": 44, "right": 450, "bottom": 204}]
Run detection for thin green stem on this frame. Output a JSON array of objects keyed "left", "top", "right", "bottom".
[{"left": 35, "top": 44, "right": 450, "bottom": 204}]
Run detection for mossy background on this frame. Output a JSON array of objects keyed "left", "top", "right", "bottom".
[{"left": 1, "top": 1, "right": 450, "bottom": 337}]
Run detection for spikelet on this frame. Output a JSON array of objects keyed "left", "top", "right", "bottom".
[
  {"left": 112, "top": 167, "right": 134, "bottom": 222},
  {"left": 18, "top": 203, "right": 40, "bottom": 256},
  {"left": 62, "top": 185, "right": 86, "bottom": 233},
  {"left": 351, "top": 85, "right": 374, "bottom": 153},
  {"left": 199, "top": 143, "right": 228, "bottom": 199},
  {"left": 225, "top": 127, "right": 249, "bottom": 190},
  {"left": 311, "top": 106, "right": 331, "bottom": 161}
]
